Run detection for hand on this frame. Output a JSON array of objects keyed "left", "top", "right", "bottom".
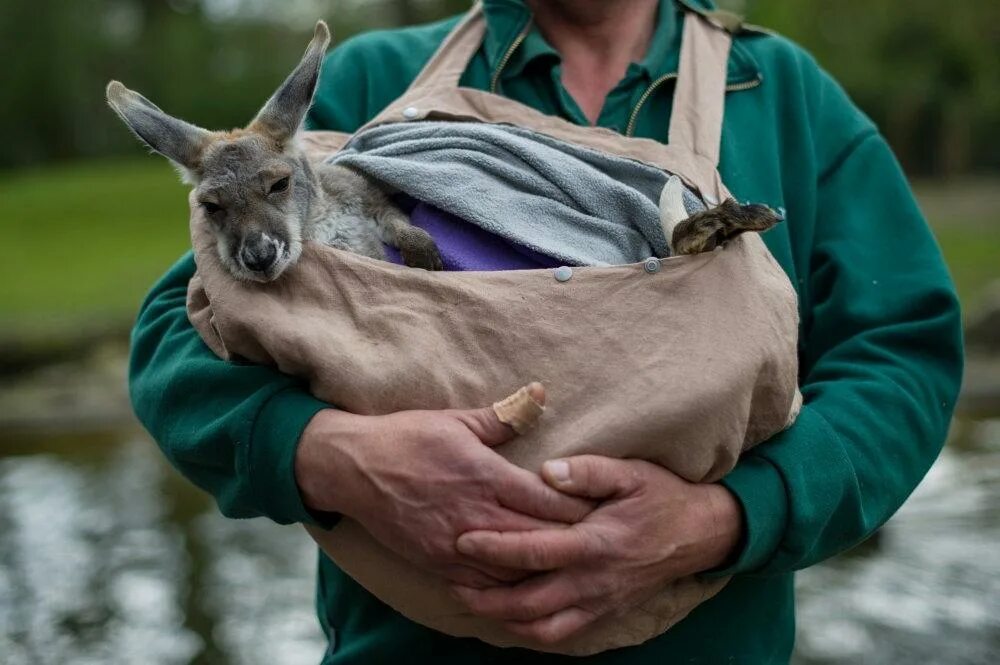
[
  {"left": 452, "top": 456, "right": 744, "bottom": 645},
  {"left": 294, "top": 402, "right": 594, "bottom": 588}
]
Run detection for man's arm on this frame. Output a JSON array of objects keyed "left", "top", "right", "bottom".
[
  {"left": 717, "top": 127, "right": 963, "bottom": 575},
  {"left": 129, "top": 253, "right": 331, "bottom": 523}
]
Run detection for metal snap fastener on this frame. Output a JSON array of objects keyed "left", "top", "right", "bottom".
[
  {"left": 643, "top": 257, "right": 661, "bottom": 274},
  {"left": 553, "top": 266, "right": 573, "bottom": 282},
  {"left": 402, "top": 106, "right": 420, "bottom": 120}
]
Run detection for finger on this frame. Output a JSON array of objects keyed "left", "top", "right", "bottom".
[
  {"left": 440, "top": 564, "right": 525, "bottom": 589},
  {"left": 505, "top": 606, "right": 598, "bottom": 646},
  {"left": 492, "top": 382, "right": 546, "bottom": 434},
  {"left": 463, "top": 561, "right": 532, "bottom": 584},
  {"left": 476, "top": 500, "right": 570, "bottom": 533},
  {"left": 451, "top": 405, "right": 517, "bottom": 448},
  {"left": 497, "top": 466, "right": 595, "bottom": 524},
  {"left": 456, "top": 528, "right": 595, "bottom": 570},
  {"left": 451, "top": 572, "right": 582, "bottom": 621},
  {"left": 541, "top": 455, "right": 642, "bottom": 499},
  {"left": 451, "top": 383, "right": 546, "bottom": 447},
  {"left": 440, "top": 565, "right": 507, "bottom": 589}
]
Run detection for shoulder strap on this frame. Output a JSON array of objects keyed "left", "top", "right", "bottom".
[
  {"left": 405, "top": 3, "right": 486, "bottom": 93},
  {"left": 667, "top": 12, "right": 732, "bottom": 166}
]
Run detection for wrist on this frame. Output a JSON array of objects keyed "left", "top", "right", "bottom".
[
  {"left": 294, "top": 407, "right": 372, "bottom": 517},
  {"left": 698, "top": 483, "right": 745, "bottom": 571}
]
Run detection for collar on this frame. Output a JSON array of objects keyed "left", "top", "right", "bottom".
[{"left": 480, "top": 0, "right": 762, "bottom": 90}]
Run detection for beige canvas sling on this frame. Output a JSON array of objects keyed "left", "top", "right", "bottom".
[{"left": 186, "top": 3, "right": 801, "bottom": 655}]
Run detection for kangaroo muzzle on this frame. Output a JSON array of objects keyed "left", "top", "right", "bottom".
[{"left": 239, "top": 232, "right": 284, "bottom": 275}]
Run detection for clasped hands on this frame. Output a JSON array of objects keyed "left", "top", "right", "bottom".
[{"left": 296, "top": 403, "right": 743, "bottom": 646}]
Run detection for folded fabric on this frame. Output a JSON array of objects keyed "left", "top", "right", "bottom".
[{"left": 332, "top": 121, "right": 706, "bottom": 266}]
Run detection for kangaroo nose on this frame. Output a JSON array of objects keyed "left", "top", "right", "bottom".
[{"left": 240, "top": 239, "right": 278, "bottom": 273}]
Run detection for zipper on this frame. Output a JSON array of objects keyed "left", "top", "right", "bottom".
[
  {"left": 625, "top": 72, "right": 678, "bottom": 137},
  {"left": 625, "top": 74, "right": 763, "bottom": 137},
  {"left": 726, "top": 75, "right": 763, "bottom": 92},
  {"left": 490, "top": 19, "right": 533, "bottom": 95}
]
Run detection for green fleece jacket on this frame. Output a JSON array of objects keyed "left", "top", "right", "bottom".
[{"left": 128, "top": 0, "right": 963, "bottom": 662}]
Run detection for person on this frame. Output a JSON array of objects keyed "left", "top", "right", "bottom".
[{"left": 129, "top": 0, "right": 963, "bottom": 662}]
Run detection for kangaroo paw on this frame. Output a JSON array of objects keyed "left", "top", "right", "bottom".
[
  {"left": 671, "top": 199, "right": 782, "bottom": 255},
  {"left": 398, "top": 227, "right": 443, "bottom": 271}
]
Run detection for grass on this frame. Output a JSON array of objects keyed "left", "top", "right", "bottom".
[
  {"left": 1, "top": 160, "right": 998, "bottom": 327},
  {"left": 1, "top": 158, "right": 190, "bottom": 326},
  {"left": 932, "top": 225, "right": 1000, "bottom": 311}
]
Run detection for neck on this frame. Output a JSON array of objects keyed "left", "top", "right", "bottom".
[
  {"left": 299, "top": 152, "right": 330, "bottom": 237},
  {"left": 526, "top": 0, "right": 659, "bottom": 124}
]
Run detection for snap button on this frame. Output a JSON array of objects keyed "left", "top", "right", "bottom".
[
  {"left": 553, "top": 266, "right": 573, "bottom": 282},
  {"left": 402, "top": 106, "right": 420, "bottom": 120},
  {"left": 643, "top": 258, "right": 661, "bottom": 274}
]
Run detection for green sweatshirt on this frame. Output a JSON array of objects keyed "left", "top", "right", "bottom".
[{"left": 128, "top": 0, "right": 963, "bottom": 662}]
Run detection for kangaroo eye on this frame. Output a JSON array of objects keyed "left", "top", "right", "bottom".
[
  {"left": 269, "top": 177, "right": 290, "bottom": 194},
  {"left": 202, "top": 201, "right": 222, "bottom": 215}
]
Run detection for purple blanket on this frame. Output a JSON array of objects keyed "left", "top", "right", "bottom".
[{"left": 383, "top": 202, "right": 563, "bottom": 271}]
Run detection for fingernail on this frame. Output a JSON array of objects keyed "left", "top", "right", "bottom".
[{"left": 545, "top": 459, "right": 571, "bottom": 483}]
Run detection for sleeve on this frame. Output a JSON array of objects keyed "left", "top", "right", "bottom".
[
  {"left": 129, "top": 34, "right": 406, "bottom": 525},
  {"left": 129, "top": 253, "right": 332, "bottom": 524},
  {"left": 712, "top": 119, "right": 963, "bottom": 574}
]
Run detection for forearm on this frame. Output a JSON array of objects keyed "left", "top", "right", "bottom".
[
  {"left": 129, "top": 252, "right": 330, "bottom": 524},
  {"left": 713, "top": 134, "right": 963, "bottom": 576}
]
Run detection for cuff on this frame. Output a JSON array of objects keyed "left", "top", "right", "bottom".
[
  {"left": 245, "top": 386, "right": 335, "bottom": 527},
  {"left": 704, "top": 406, "right": 833, "bottom": 577},
  {"left": 706, "top": 454, "right": 788, "bottom": 577}
]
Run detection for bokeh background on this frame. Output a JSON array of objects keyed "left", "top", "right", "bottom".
[{"left": 2, "top": 1, "right": 998, "bottom": 663}]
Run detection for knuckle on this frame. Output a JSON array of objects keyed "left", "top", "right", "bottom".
[
  {"left": 519, "top": 595, "right": 548, "bottom": 620},
  {"left": 461, "top": 593, "right": 487, "bottom": 613},
  {"left": 532, "top": 624, "right": 564, "bottom": 646},
  {"left": 595, "top": 575, "right": 620, "bottom": 599},
  {"left": 526, "top": 542, "right": 551, "bottom": 568},
  {"left": 589, "top": 530, "right": 616, "bottom": 558},
  {"left": 467, "top": 458, "right": 496, "bottom": 484},
  {"left": 415, "top": 533, "right": 451, "bottom": 562}
]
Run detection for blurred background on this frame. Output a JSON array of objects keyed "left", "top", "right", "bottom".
[{"left": 1, "top": 0, "right": 998, "bottom": 663}]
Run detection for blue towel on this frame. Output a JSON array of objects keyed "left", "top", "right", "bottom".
[{"left": 330, "top": 121, "right": 705, "bottom": 266}]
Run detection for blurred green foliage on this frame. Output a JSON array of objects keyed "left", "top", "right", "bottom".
[
  {"left": 1, "top": 0, "right": 998, "bottom": 175},
  {"left": 1, "top": 0, "right": 997, "bottom": 327},
  {"left": 728, "top": 0, "right": 1000, "bottom": 176},
  {"left": 0, "top": 160, "right": 188, "bottom": 322},
  {"left": 0, "top": 0, "right": 469, "bottom": 168}
]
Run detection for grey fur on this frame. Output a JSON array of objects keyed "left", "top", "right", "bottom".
[
  {"left": 105, "top": 20, "right": 441, "bottom": 283},
  {"left": 106, "top": 82, "right": 209, "bottom": 181}
]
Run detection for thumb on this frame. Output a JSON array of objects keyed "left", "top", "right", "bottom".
[
  {"left": 453, "top": 383, "right": 546, "bottom": 448},
  {"left": 541, "top": 455, "right": 641, "bottom": 499}
]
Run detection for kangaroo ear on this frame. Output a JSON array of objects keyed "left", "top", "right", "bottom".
[
  {"left": 106, "top": 81, "right": 210, "bottom": 177},
  {"left": 250, "top": 20, "right": 331, "bottom": 146},
  {"left": 658, "top": 175, "right": 689, "bottom": 254}
]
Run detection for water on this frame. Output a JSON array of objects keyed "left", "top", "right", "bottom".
[
  {"left": 0, "top": 433, "right": 325, "bottom": 665},
  {"left": 793, "top": 420, "right": 1000, "bottom": 665},
  {"left": 1, "top": 417, "right": 998, "bottom": 663}
]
